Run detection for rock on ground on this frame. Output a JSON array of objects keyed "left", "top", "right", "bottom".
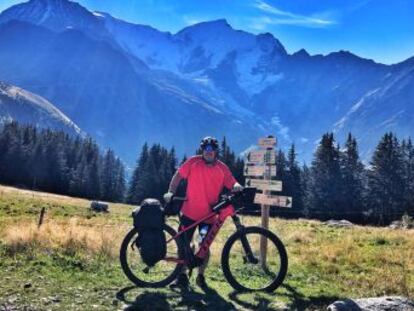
[{"left": 327, "top": 296, "right": 414, "bottom": 311}]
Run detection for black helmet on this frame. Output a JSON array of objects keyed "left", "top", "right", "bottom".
[{"left": 200, "top": 136, "right": 219, "bottom": 150}]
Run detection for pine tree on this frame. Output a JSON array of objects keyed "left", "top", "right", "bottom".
[
  {"left": 301, "top": 164, "right": 311, "bottom": 217},
  {"left": 309, "top": 133, "right": 343, "bottom": 219},
  {"left": 367, "top": 133, "right": 405, "bottom": 224},
  {"left": 101, "top": 149, "right": 116, "bottom": 201},
  {"left": 113, "top": 158, "right": 126, "bottom": 202},
  {"left": 0, "top": 121, "right": 125, "bottom": 202},
  {"left": 275, "top": 149, "right": 288, "bottom": 191},
  {"left": 285, "top": 144, "right": 303, "bottom": 212},
  {"left": 127, "top": 143, "right": 149, "bottom": 204},
  {"left": 401, "top": 138, "right": 414, "bottom": 217},
  {"left": 340, "top": 133, "right": 365, "bottom": 221}
]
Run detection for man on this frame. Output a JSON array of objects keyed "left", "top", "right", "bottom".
[{"left": 163, "top": 136, "right": 243, "bottom": 288}]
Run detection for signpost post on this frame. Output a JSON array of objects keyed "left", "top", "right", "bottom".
[{"left": 244, "top": 135, "right": 292, "bottom": 269}]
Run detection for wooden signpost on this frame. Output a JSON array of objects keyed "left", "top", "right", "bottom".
[
  {"left": 247, "top": 150, "right": 276, "bottom": 163},
  {"left": 244, "top": 165, "right": 276, "bottom": 177},
  {"left": 245, "top": 179, "right": 282, "bottom": 192},
  {"left": 254, "top": 193, "right": 293, "bottom": 208},
  {"left": 244, "top": 135, "right": 293, "bottom": 268}
]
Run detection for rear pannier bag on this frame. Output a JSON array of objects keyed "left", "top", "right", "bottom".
[{"left": 132, "top": 198, "right": 166, "bottom": 266}]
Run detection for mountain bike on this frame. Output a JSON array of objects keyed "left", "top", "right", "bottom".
[{"left": 119, "top": 188, "right": 288, "bottom": 292}]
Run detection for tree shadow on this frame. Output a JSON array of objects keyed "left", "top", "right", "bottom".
[{"left": 116, "top": 284, "right": 236, "bottom": 311}]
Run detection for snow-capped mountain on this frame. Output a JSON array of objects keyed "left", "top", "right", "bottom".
[
  {"left": 0, "top": 0, "right": 413, "bottom": 162},
  {"left": 0, "top": 81, "right": 82, "bottom": 135},
  {"left": 0, "top": 0, "right": 106, "bottom": 36}
]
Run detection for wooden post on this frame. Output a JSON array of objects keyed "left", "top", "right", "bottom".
[
  {"left": 260, "top": 145, "right": 274, "bottom": 268},
  {"left": 38, "top": 207, "right": 46, "bottom": 229}
]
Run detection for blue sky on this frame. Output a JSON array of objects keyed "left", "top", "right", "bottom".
[{"left": 1, "top": 0, "right": 413, "bottom": 64}]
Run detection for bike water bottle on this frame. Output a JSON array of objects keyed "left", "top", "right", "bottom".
[{"left": 198, "top": 225, "right": 209, "bottom": 244}]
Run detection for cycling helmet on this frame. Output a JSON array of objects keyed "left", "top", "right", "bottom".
[{"left": 200, "top": 136, "right": 219, "bottom": 151}]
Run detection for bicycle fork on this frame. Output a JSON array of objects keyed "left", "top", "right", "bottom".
[{"left": 232, "top": 215, "right": 259, "bottom": 264}]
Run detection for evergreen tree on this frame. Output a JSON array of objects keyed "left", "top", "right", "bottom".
[
  {"left": 275, "top": 149, "right": 288, "bottom": 189},
  {"left": 285, "top": 144, "right": 303, "bottom": 212},
  {"left": 127, "top": 143, "right": 149, "bottom": 204},
  {"left": 101, "top": 149, "right": 117, "bottom": 201},
  {"left": 340, "top": 133, "right": 365, "bottom": 221},
  {"left": 367, "top": 132, "right": 405, "bottom": 224},
  {"left": 308, "top": 133, "right": 343, "bottom": 219},
  {"left": 402, "top": 139, "right": 414, "bottom": 216},
  {"left": 301, "top": 164, "right": 311, "bottom": 217},
  {"left": 0, "top": 122, "right": 125, "bottom": 202}
]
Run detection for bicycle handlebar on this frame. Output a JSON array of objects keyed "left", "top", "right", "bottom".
[{"left": 172, "top": 196, "right": 187, "bottom": 202}]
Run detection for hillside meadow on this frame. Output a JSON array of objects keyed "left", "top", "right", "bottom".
[{"left": 0, "top": 185, "right": 413, "bottom": 310}]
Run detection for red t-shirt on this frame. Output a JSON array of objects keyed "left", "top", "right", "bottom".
[{"left": 178, "top": 155, "right": 236, "bottom": 223}]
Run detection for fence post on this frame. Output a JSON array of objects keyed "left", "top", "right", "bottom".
[{"left": 38, "top": 207, "right": 46, "bottom": 228}]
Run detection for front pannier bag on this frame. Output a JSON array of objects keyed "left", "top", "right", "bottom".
[{"left": 132, "top": 198, "right": 166, "bottom": 266}]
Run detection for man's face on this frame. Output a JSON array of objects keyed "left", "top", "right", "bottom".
[{"left": 202, "top": 145, "right": 216, "bottom": 163}]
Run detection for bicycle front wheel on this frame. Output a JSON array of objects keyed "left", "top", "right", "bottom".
[
  {"left": 221, "top": 226, "right": 288, "bottom": 292},
  {"left": 120, "top": 225, "right": 183, "bottom": 288}
]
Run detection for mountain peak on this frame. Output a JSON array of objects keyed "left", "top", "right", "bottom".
[
  {"left": 292, "top": 48, "right": 310, "bottom": 58},
  {"left": 256, "top": 32, "right": 286, "bottom": 54},
  {"left": 194, "top": 18, "right": 230, "bottom": 27},
  {"left": 177, "top": 18, "right": 231, "bottom": 36},
  {"left": 0, "top": 0, "right": 105, "bottom": 34}
]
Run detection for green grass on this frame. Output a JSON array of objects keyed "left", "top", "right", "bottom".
[{"left": 0, "top": 185, "right": 413, "bottom": 310}]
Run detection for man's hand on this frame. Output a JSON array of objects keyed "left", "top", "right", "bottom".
[
  {"left": 232, "top": 182, "right": 244, "bottom": 193},
  {"left": 163, "top": 191, "right": 174, "bottom": 203}
]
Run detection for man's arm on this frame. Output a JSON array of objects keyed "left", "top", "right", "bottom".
[
  {"left": 221, "top": 162, "right": 243, "bottom": 192},
  {"left": 168, "top": 170, "right": 183, "bottom": 194}
]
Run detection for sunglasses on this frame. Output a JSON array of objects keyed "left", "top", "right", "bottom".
[{"left": 203, "top": 145, "right": 216, "bottom": 152}]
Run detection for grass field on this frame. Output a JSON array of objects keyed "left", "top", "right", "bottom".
[{"left": 0, "top": 185, "right": 413, "bottom": 310}]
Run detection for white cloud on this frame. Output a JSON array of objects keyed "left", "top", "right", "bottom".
[
  {"left": 253, "top": 0, "right": 335, "bottom": 28},
  {"left": 271, "top": 116, "right": 290, "bottom": 141}
]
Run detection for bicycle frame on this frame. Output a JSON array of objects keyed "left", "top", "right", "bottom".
[{"left": 165, "top": 198, "right": 256, "bottom": 265}]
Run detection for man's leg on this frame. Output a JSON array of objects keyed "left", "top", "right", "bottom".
[
  {"left": 198, "top": 249, "right": 210, "bottom": 275},
  {"left": 171, "top": 216, "right": 195, "bottom": 288},
  {"left": 196, "top": 224, "right": 211, "bottom": 289}
]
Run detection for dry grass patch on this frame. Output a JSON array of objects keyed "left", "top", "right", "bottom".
[{"left": 2, "top": 218, "right": 130, "bottom": 259}]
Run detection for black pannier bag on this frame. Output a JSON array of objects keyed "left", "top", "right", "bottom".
[{"left": 132, "top": 198, "right": 166, "bottom": 266}]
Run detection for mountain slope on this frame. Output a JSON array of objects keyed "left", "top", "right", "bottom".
[
  {"left": 0, "top": 81, "right": 82, "bottom": 135},
  {"left": 0, "top": 20, "right": 259, "bottom": 163},
  {"left": 0, "top": 0, "right": 413, "bottom": 162}
]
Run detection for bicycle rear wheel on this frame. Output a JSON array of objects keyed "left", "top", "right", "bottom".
[
  {"left": 221, "top": 226, "right": 288, "bottom": 292},
  {"left": 120, "top": 224, "right": 183, "bottom": 287}
]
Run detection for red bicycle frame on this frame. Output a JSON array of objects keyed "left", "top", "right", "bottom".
[{"left": 165, "top": 204, "right": 236, "bottom": 264}]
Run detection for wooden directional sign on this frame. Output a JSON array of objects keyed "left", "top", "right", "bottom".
[
  {"left": 247, "top": 150, "right": 276, "bottom": 164},
  {"left": 254, "top": 193, "right": 293, "bottom": 208},
  {"left": 246, "top": 179, "right": 282, "bottom": 192},
  {"left": 258, "top": 137, "right": 277, "bottom": 148},
  {"left": 244, "top": 165, "right": 276, "bottom": 177}
]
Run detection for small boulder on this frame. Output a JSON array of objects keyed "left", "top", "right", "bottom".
[
  {"left": 327, "top": 296, "right": 414, "bottom": 311},
  {"left": 90, "top": 201, "right": 109, "bottom": 213}
]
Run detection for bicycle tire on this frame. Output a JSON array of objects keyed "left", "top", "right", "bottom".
[
  {"left": 221, "top": 226, "right": 288, "bottom": 292},
  {"left": 120, "top": 224, "right": 184, "bottom": 287}
]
